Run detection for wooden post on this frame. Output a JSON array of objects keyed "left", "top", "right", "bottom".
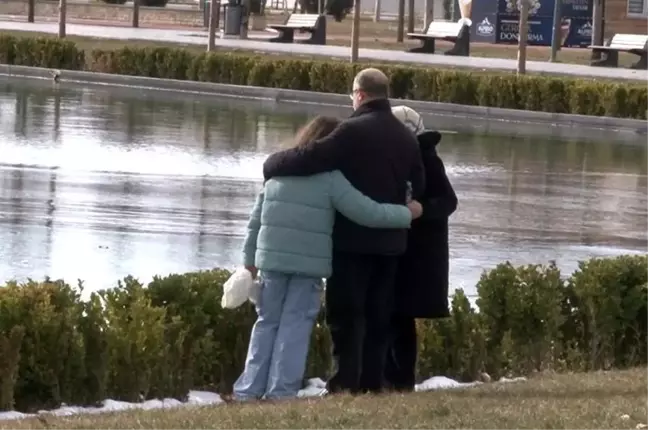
[
  {"left": 423, "top": 0, "right": 433, "bottom": 29},
  {"left": 58, "top": 0, "right": 66, "bottom": 38},
  {"left": 549, "top": 0, "right": 561, "bottom": 62},
  {"left": 516, "top": 0, "right": 528, "bottom": 75},
  {"left": 132, "top": 0, "right": 140, "bottom": 28},
  {"left": 373, "top": 0, "right": 381, "bottom": 22},
  {"left": 407, "top": 0, "right": 415, "bottom": 33},
  {"left": 351, "top": 0, "right": 361, "bottom": 62},
  {"left": 27, "top": 0, "right": 35, "bottom": 23},
  {"left": 396, "top": 0, "right": 405, "bottom": 42},
  {"left": 207, "top": 0, "right": 218, "bottom": 51},
  {"left": 591, "top": 0, "right": 603, "bottom": 60}
]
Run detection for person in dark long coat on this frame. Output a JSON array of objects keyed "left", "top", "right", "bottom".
[{"left": 385, "top": 105, "right": 458, "bottom": 392}]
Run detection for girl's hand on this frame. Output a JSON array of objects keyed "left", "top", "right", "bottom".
[{"left": 245, "top": 265, "right": 258, "bottom": 279}]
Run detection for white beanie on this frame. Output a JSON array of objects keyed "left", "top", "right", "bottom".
[{"left": 391, "top": 105, "right": 425, "bottom": 135}]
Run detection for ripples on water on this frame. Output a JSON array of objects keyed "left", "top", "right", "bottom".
[{"left": 0, "top": 80, "right": 646, "bottom": 296}]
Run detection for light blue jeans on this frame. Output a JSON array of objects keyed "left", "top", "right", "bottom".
[{"left": 233, "top": 270, "right": 322, "bottom": 401}]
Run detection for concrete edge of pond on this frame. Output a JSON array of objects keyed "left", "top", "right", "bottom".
[{"left": 2, "top": 64, "right": 647, "bottom": 137}]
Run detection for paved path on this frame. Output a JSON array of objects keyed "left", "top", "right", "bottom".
[{"left": 1, "top": 20, "right": 646, "bottom": 81}]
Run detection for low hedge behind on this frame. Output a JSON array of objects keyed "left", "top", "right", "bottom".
[
  {"left": 0, "top": 35, "right": 646, "bottom": 119},
  {"left": 0, "top": 255, "right": 645, "bottom": 412}
]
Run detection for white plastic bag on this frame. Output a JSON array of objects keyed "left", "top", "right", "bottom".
[{"left": 221, "top": 267, "right": 255, "bottom": 309}]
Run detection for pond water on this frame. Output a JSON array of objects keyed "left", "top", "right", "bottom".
[{"left": 0, "top": 79, "right": 645, "bottom": 298}]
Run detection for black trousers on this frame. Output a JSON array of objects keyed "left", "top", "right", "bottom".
[
  {"left": 384, "top": 315, "right": 417, "bottom": 392},
  {"left": 325, "top": 251, "right": 399, "bottom": 394}
]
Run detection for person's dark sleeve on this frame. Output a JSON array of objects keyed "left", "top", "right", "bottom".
[
  {"left": 409, "top": 144, "right": 426, "bottom": 200},
  {"left": 263, "top": 122, "right": 354, "bottom": 180},
  {"left": 420, "top": 155, "right": 458, "bottom": 221}
]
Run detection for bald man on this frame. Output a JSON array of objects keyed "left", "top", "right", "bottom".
[{"left": 263, "top": 68, "right": 425, "bottom": 395}]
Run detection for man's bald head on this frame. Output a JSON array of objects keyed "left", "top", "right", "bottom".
[{"left": 351, "top": 68, "right": 389, "bottom": 108}]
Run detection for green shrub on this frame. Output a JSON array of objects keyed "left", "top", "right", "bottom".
[
  {"left": 0, "top": 279, "right": 86, "bottom": 411},
  {"left": 0, "top": 326, "right": 25, "bottom": 411},
  {"left": 565, "top": 255, "right": 647, "bottom": 370},
  {"left": 146, "top": 270, "right": 256, "bottom": 395},
  {"left": 444, "top": 289, "right": 487, "bottom": 381},
  {"left": 475, "top": 262, "right": 565, "bottom": 377},
  {"left": 0, "top": 255, "right": 646, "bottom": 412},
  {"left": 0, "top": 35, "right": 645, "bottom": 119},
  {"left": 100, "top": 277, "right": 169, "bottom": 402}
]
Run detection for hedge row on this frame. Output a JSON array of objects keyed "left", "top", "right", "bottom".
[
  {"left": 0, "top": 35, "right": 646, "bottom": 119},
  {"left": 0, "top": 255, "right": 645, "bottom": 412}
]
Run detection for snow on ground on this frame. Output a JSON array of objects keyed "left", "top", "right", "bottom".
[
  {"left": 0, "top": 376, "right": 527, "bottom": 421},
  {"left": 0, "top": 391, "right": 223, "bottom": 422}
]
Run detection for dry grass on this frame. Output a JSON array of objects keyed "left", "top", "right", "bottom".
[{"left": 3, "top": 368, "right": 647, "bottom": 429}]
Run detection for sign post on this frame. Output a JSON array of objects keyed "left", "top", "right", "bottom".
[
  {"left": 351, "top": 0, "right": 361, "bottom": 62},
  {"left": 517, "top": 0, "right": 529, "bottom": 74},
  {"left": 550, "top": 0, "right": 561, "bottom": 61}
]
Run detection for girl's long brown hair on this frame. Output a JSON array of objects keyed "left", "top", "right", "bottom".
[{"left": 291, "top": 116, "right": 341, "bottom": 148}]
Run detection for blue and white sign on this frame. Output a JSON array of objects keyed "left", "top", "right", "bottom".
[
  {"left": 563, "top": 17, "right": 593, "bottom": 47},
  {"left": 471, "top": 14, "right": 498, "bottom": 42},
  {"left": 561, "top": 0, "right": 592, "bottom": 17},
  {"left": 498, "top": 0, "right": 549, "bottom": 16},
  {"left": 496, "top": 0, "right": 592, "bottom": 17},
  {"left": 492, "top": 14, "right": 593, "bottom": 47},
  {"left": 496, "top": 16, "right": 553, "bottom": 45}
]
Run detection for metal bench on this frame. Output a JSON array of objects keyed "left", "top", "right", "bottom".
[
  {"left": 590, "top": 33, "right": 648, "bottom": 70},
  {"left": 406, "top": 20, "right": 470, "bottom": 56},
  {"left": 268, "top": 13, "right": 327, "bottom": 45}
]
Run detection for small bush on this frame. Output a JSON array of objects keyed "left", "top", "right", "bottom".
[
  {"left": 475, "top": 262, "right": 565, "bottom": 377},
  {"left": 565, "top": 255, "right": 647, "bottom": 370},
  {"left": 0, "top": 35, "right": 645, "bottom": 119}
]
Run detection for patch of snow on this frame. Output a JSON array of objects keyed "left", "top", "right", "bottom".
[
  {"left": 187, "top": 391, "right": 224, "bottom": 405},
  {"left": 0, "top": 411, "right": 30, "bottom": 421},
  {"left": 415, "top": 376, "right": 482, "bottom": 392},
  {"left": 0, "top": 390, "right": 223, "bottom": 422},
  {"left": 415, "top": 375, "right": 528, "bottom": 392},
  {"left": 0, "top": 375, "right": 528, "bottom": 420},
  {"left": 298, "top": 377, "right": 328, "bottom": 398},
  {"left": 498, "top": 376, "right": 527, "bottom": 383}
]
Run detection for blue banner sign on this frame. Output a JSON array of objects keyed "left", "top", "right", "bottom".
[
  {"left": 496, "top": 0, "right": 592, "bottom": 17},
  {"left": 471, "top": 14, "right": 593, "bottom": 47}
]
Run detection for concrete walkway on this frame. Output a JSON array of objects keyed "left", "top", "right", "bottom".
[{"left": 1, "top": 20, "right": 646, "bottom": 81}]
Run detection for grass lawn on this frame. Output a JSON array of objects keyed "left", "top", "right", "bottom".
[{"left": 3, "top": 367, "right": 647, "bottom": 429}]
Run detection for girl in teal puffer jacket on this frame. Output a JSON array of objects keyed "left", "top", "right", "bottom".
[{"left": 234, "top": 116, "right": 422, "bottom": 401}]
